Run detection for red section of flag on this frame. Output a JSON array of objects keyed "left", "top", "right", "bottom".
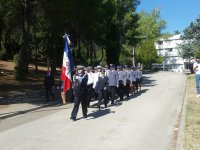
[{"left": 61, "top": 66, "right": 72, "bottom": 92}]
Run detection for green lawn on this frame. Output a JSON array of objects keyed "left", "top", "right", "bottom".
[{"left": 184, "top": 75, "right": 200, "bottom": 150}]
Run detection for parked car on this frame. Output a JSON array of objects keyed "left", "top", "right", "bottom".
[{"left": 160, "top": 67, "right": 168, "bottom": 71}]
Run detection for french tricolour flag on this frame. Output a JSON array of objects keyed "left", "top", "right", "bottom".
[{"left": 61, "top": 34, "right": 74, "bottom": 92}]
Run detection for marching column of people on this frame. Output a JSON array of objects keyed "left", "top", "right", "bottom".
[{"left": 70, "top": 64, "right": 143, "bottom": 121}]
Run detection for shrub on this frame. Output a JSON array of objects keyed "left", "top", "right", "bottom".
[
  {"left": 13, "top": 54, "right": 19, "bottom": 66},
  {"left": 13, "top": 54, "right": 25, "bottom": 80},
  {"left": 0, "top": 49, "right": 8, "bottom": 60},
  {"left": 14, "top": 66, "right": 26, "bottom": 80}
]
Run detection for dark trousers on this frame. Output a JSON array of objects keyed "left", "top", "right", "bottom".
[
  {"left": 131, "top": 81, "right": 136, "bottom": 94},
  {"left": 135, "top": 79, "right": 139, "bottom": 92},
  {"left": 98, "top": 89, "right": 108, "bottom": 108},
  {"left": 125, "top": 83, "right": 130, "bottom": 98},
  {"left": 45, "top": 87, "right": 55, "bottom": 101},
  {"left": 117, "top": 82, "right": 124, "bottom": 100},
  {"left": 87, "top": 84, "right": 93, "bottom": 107},
  {"left": 109, "top": 86, "right": 116, "bottom": 104},
  {"left": 71, "top": 94, "right": 88, "bottom": 119},
  {"left": 66, "top": 88, "right": 74, "bottom": 103}
]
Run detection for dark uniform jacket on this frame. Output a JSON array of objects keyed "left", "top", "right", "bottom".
[
  {"left": 44, "top": 74, "right": 54, "bottom": 89},
  {"left": 73, "top": 73, "right": 88, "bottom": 96}
]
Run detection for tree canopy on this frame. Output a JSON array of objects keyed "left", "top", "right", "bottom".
[
  {"left": 0, "top": 0, "right": 169, "bottom": 78},
  {"left": 135, "top": 9, "right": 166, "bottom": 68},
  {"left": 0, "top": 1, "right": 140, "bottom": 68},
  {"left": 179, "top": 15, "right": 200, "bottom": 59}
]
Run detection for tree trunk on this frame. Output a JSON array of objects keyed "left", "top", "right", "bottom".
[
  {"left": 18, "top": 0, "right": 30, "bottom": 73},
  {"left": 90, "top": 43, "right": 93, "bottom": 65},
  {"left": 4, "top": 30, "right": 11, "bottom": 53},
  {"left": 51, "top": 35, "right": 57, "bottom": 75},
  {"left": 33, "top": 1, "right": 38, "bottom": 71},
  {"left": 0, "top": 17, "right": 2, "bottom": 50},
  {"left": 76, "top": 35, "right": 82, "bottom": 65}
]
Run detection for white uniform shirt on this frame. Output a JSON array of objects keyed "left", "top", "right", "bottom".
[
  {"left": 87, "top": 72, "right": 94, "bottom": 85},
  {"left": 193, "top": 62, "right": 200, "bottom": 74},
  {"left": 93, "top": 72, "right": 101, "bottom": 88},
  {"left": 118, "top": 70, "right": 126, "bottom": 84},
  {"left": 126, "top": 70, "right": 131, "bottom": 81},
  {"left": 107, "top": 69, "right": 119, "bottom": 86},
  {"left": 136, "top": 70, "right": 142, "bottom": 79},
  {"left": 131, "top": 70, "right": 136, "bottom": 82}
]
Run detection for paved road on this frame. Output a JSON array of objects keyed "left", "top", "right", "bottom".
[{"left": 0, "top": 72, "right": 186, "bottom": 150}]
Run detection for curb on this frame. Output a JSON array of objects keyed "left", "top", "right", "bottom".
[
  {"left": 169, "top": 74, "right": 187, "bottom": 150},
  {"left": 176, "top": 76, "right": 189, "bottom": 150}
]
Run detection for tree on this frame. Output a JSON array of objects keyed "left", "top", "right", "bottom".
[
  {"left": 179, "top": 16, "right": 200, "bottom": 60},
  {"left": 195, "top": 48, "right": 200, "bottom": 58},
  {"left": 135, "top": 9, "right": 166, "bottom": 68},
  {"left": 106, "top": 0, "right": 140, "bottom": 65},
  {"left": 136, "top": 39, "right": 160, "bottom": 68},
  {"left": 178, "top": 41, "right": 195, "bottom": 60},
  {"left": 0, "top": 0, "right": 141, "bottom": 79},
  {"left": 0, "top": 0, "right": 21, "bottom": 60},
  {"left": 174, "top": 30, "right": 181, "bottom": 34}
]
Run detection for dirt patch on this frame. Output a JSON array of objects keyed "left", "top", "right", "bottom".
[{"left": 0, "top": 60, "right": 61, "bottom": 98}]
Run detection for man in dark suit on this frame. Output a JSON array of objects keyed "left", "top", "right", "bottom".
[
  {"left": 44, "top": 69, "right": 55, "bottom": 102},
  {"left": 70, "top": 65, "right": 88, "bottom": 121}
]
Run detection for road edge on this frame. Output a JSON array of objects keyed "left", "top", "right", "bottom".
[
  {"left": 169, "top": 74, "right": 188, "bottom": 150},
  {"left": 0, "top": 101, "right": 61, "bottom": 121}
]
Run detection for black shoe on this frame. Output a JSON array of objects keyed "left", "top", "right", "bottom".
[
  {"left": 83, "top": 115, "right": 87, "bottom": 119},
  {"left": 70, "top": 117, "right": 76, "bottom": 121}
]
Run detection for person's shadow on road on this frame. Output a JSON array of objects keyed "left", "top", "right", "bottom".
[
  {"left": 86, "top": 108, "right": 114, "bottom": 120},
  {"left": 125, "top": 89, "right": 149, "bottom": 101}
]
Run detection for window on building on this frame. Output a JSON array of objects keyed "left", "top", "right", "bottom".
[
  {"left": 157, "top": 41, "right": 163, "bottom": 45},
  {"left": 168, "top": 48, "right": 173, "bottom": 52}
]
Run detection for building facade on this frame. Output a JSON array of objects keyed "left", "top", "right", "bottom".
[{"left": 154, "top": 34, "right": 192, "bottom": 72}]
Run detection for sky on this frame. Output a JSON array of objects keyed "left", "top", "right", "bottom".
[{"left": 137, "top": 0, "right": 200, "bottom": 33}]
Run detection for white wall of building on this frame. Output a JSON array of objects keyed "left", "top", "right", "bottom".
[{"left": 154, "top": 34, "right": 186, "bottom": 72}]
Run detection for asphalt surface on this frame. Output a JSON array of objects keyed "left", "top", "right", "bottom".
[{"left": 0, "top": 71, "right": 186, "bottom": 150}]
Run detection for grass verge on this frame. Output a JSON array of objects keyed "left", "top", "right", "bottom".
[{"left": 184, "top": 74, "right": 200, "bottom": 149}]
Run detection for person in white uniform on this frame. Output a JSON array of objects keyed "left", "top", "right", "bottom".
[
  {"left": 136, "top": 67, "right": 142, "bottom": 92},
  {"left": 93, "top": 65, "right": 102, "bottom": 100},
  {"left": 117, "top": 66, "right": 126, "bottom": 100},
  {"left": 107, "top": 64, "right": 118, "bottom": 104},
  {"left": 130, "top": 66, "right": 137, "bottom": 95},
  {"left": 85, "top": 66, "right": 94, "bottom": 107},
  {"left": 124, "top": 65, "right": 131, "bottom": 99}
]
